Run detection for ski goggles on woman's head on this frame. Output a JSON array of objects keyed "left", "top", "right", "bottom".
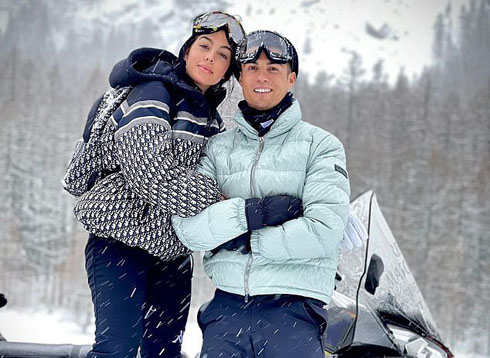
[
  {"left": 192, "top": 11, "right": 245, "bottom": 47},
  {"left": 235, "top": 30, "right": 294, "bottom": 64}
]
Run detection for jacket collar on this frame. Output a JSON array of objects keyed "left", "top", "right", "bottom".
[
  {"left": 234, "top": 98, "right": 302, "bottom": 140},
  {"left": 238, "top": 93, "right": 293, "bottom": 137}
]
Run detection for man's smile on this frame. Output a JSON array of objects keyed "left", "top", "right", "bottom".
[{"left": 254, "top": 88, "right": 272, "bottom": 93}]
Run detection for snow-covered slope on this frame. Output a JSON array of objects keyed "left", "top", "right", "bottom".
[
  {"left": 227, "top": 0, "right": 450, "bottom": 81},
  {"left": 0, "top": 0, "right": 464, "bottom": 82},
  {"left": 79, "top": 0, "right": 464, "bottom": 81}
]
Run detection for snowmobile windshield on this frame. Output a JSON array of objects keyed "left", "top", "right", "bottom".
[{"left": 335, "top": 191, "right": 443, "bottom": 343}]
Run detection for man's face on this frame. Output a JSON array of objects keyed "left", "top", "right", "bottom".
[{"left": 239, "top": 52, "right": 296, "bottom": 111}]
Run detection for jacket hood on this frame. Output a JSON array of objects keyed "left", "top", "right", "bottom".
[
  {"left": 109, "top": 47, "right": 227, "bottom": 107},
  {"left": 109, "top": 48, "right": 180, "bottom": 88}
]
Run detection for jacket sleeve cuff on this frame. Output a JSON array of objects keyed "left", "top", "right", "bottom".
[{"left": 171, "top": 197, "right": 249, "bottom": 252}]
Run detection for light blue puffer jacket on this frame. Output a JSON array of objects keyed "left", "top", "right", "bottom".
[{"left": 172, "top": 99, "right": 350, "bottom": 303}]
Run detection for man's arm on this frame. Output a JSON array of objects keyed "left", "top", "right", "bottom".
[
  {"left": 172, "top": 136, "right": 249, "bottom": 251},
  {"left": 250, "top": 134, "right": 350, "bottom": 260},
  {"left": 172, "top": 197, "right": 249, "bottom": 251}
]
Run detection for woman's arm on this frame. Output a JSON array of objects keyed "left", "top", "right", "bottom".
[{"left": 113, "top": 81, "right": 221, "bottom": 217}]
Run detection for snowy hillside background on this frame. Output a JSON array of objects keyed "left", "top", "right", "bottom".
[{"left": 0, "top": 0, "right": 489, "bottom": 357}]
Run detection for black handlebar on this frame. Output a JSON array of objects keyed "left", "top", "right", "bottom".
[{"left": 0, "top": 294, "right": 6, "bottom": 308}]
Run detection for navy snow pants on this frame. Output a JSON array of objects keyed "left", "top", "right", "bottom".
[
  {"left": 198, "top": 289, "right": 328, "bottom": 358},
  {"left": 85, "top": 234, "right": 192, "bottom": 358}
]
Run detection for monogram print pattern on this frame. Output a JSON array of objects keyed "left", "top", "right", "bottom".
[
  {"left": 67, "top": 87, "right": 221, "bottom": 261},
  {"left": 62, "top": 87, "right": 131, "bottom": 196}
]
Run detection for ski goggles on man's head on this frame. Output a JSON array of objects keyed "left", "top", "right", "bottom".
[
  {"left": 235, "top": 30, "right": 294, "bottom": 65},
  {"left": 192, "top": 11, "right": 245, "bottom": 47}
]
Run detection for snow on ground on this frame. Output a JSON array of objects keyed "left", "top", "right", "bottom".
[
  {"left": 0, "top": 309, "right": 93, "bottom": 345},
  {"left": 0, "top": 308, "right": 202, "bottom": 358},
  {"left": 0, "top": 308, "right": 488, "bottom": 358}
]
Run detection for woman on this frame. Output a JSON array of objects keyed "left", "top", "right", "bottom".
[{"left": 64, "top": 11, "right": 245, "bottom": 358}]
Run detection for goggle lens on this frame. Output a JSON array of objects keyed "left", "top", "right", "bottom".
[
  {"left": 236, "top": 30, "right": 293, "bottom": 64},
  {"left": 193, "top": 11, "right": 245, "bottom": 46}
]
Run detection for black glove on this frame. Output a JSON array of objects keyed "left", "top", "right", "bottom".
[
  {"left": 211, "top": 232, "right": 251, "bottom": 255},
  {"left": 245, "top": 195, "right": 303, "bottom": 231}
]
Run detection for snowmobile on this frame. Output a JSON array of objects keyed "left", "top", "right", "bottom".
[
  {"left": 0, "top": 191, "right": 454, "bottom": 358},
  {"left": 324, "top": 191, "right": 454, "bottom": 358}
]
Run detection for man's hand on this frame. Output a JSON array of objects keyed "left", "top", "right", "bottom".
[
  {"left": 245, "top": 195, "right": 303, "bottom": 230},
  {"left": 210, "top": 195, "right": 303, "bottom": 255},
  {"left": 211, "top": 232, "right": 251, "bottom": 255},
  {"left": 342, "top": 209, "right": 368, "bottom": 250}
]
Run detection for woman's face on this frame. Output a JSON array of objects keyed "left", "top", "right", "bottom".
[{"left": 185, "top": 30, "right": 232, "bottom": 92}]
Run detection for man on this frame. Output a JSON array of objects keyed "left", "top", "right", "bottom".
[{"left": 172, "top": 30, "right": 352, "bottom": 358}]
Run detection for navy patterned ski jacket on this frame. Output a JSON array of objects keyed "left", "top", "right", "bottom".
[{"left": 71, "top": 47, "right": 226, "bottom": 260}]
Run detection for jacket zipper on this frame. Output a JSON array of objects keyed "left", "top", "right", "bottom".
[
  {"left": 249, "top": 137, "right": 264, "bottom": 196},
  {"left": 244, "top": 136, "right": 264, "bottom": 302}
]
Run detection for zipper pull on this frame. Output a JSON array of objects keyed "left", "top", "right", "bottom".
[{"left": 244, "top": 293, "right": 249, "bottom": 303}]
